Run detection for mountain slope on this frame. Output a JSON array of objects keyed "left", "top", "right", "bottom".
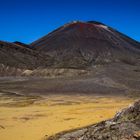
[
  {"left": 0, "top": 41, "right": 38, "bottom": 69},
  {"left": 31, "top": 21, "right": 140, "bottom": 68}
]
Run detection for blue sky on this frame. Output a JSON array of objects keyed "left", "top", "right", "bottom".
[{"left": 0, "top": 0, "right": 140, "bottom": 43}]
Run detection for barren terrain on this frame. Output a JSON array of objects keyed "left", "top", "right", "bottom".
[{"left": 0, "top": 75, "right": 139, "bottom": 140}]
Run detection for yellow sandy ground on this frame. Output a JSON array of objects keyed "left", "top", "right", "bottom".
[{"left": 0, "top": 95, "right": 135, "bottom": 140}]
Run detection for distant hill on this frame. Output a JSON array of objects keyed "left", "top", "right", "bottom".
[{"left": 0, "top": 40, "right": 38, "bottom": 69}]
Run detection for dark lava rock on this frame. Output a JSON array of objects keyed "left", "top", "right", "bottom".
[{"left": 47, "top": 100, "right": 140, "bottom": 140}]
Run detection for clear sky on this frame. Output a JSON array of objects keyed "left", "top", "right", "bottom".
[{"left": 0, "top": 0, "right": 140, "bottom": 44}]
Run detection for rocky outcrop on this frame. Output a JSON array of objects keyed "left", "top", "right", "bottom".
[
  {"left": 22, "top": 68, "right": 89, "bottom": 77},
  {"left": 47, "top": 100, "right": 140, "bottom": 140}
]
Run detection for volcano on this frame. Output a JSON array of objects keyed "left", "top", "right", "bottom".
[
  {"left": 0, "top": 21, "right": 140, "bottom": 71},
  {"left": 31, "top": 21, "right": 140, "bottom": 68}
]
